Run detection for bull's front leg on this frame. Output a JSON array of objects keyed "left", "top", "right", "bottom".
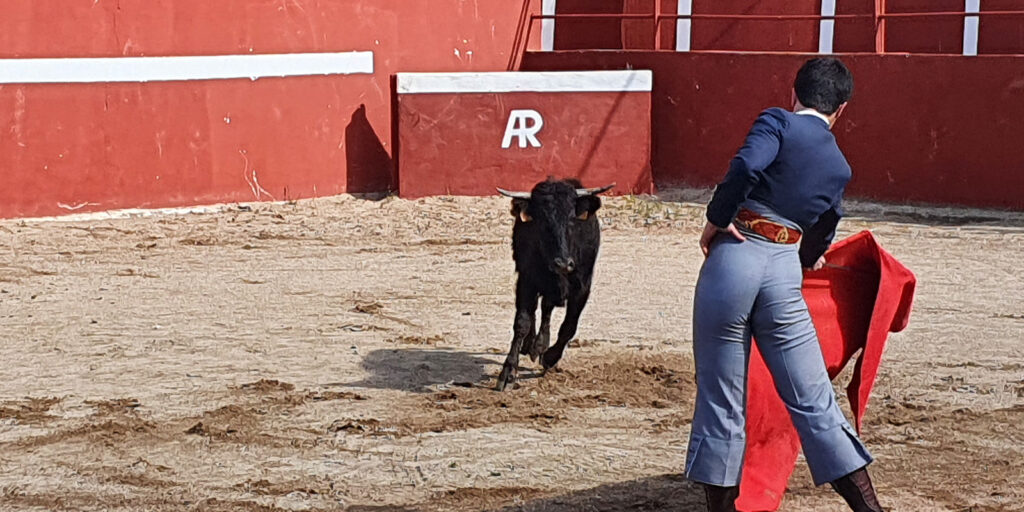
[
  {"left": 541, "top": 289, "right": 590, "bottom": 371},
  {"left": 518, "top": 315, "right": 537, "bottom": 356},
  {"left": 528, "top": 296, "right": 555, "bottom": 362},
  {"left": 496, "top": 286, "right": 538, "bottom": 391}
]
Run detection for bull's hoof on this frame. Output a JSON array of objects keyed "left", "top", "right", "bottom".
[
  {"left": 495, "top": 365, "right": 517, "bottom": 391},
  {"left": 541, "top": 349, "right": 563, "bottom": 370}
]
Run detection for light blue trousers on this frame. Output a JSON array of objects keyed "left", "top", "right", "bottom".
[{"left": 685, "top": 233, "right": 872, "bottom": 487}]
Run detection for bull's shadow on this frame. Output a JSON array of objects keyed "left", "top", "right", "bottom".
[
  {"left": 346, "top": 348, "right": 501, "bottom": 393},
  {"left": 347, "top": 474, "right": 706, "bottom": 511},
  {"left": 346, "top": 474, "right": 706, "bottom": 511},
  {"left": 484, "top": 473, "right": 705, "bottom": 511}
]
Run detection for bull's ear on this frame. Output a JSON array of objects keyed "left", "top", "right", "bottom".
[
  {"left": 510, "top": 199, "right": 532, "bottom": 222},
  {"left": 575, "top": 195, "right": 601, "bottom": 219}
]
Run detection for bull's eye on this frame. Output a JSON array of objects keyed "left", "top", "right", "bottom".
[
  {"left": 577, "top": 211, "right": 589, "bottom": 221},
  {"left": 519, "top": 211, "right": 532, "bottom": 223}
]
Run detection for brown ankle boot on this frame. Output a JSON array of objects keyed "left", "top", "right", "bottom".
[
  {"left": 703, "top": 484, "right": 739, "bottom": 512},
  {"left": 830, "top": 467, "right": 883, "bottom": 512}
]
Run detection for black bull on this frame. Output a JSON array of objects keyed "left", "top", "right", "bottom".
[{"left": 494, "top": 178, "right": 614, "bottom": 391}]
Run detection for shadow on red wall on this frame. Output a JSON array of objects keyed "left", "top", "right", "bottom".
[{"left": 345, "top": 104, "right": 395, "bottom": 195}]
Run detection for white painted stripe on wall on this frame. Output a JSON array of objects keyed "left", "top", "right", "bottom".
[
  {"left": 676, "top": 0, "right": 693, "bottom": 52},
  {"left": 541, "top": 0, "right": 557, "bottom": 51},
  {"left": 819, "top": 0, "right": 836, "bottom": 54},
  {"left": 964, "top": 0, "right": 981, "bottom": 56},
  {"left": 0, "top": 51, "right": 374, "bottom": 84},
  {"left": 16, "top": 202, "right": 260, "bottom": 224},
  {"left": 396, "top": 70, "right": 653, "bottom": 94}
]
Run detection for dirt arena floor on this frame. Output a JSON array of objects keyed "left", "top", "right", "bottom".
[{"left": 1, "top": 191, "right": 1021, "bottom": 511}]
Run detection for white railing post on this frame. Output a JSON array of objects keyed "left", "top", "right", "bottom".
[
  {"left": 819, "top": 0, "right": 837, "bottom": 54},
  {"left": 964, "top": 0, "right": 980, "bottom": 56},
  {"left": 676, "top": 0, "right": 693, "bottom": 51},
  {"left": 541, "top": 0, "right": 557, "bottom": 51}
]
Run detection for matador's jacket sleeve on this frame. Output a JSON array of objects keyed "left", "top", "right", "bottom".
[
  {"left": 798, "top": 200, "right": 842, "bottom": 268},
  {"left": 706, "top": 109, "right": 786, "bottom": 229}
]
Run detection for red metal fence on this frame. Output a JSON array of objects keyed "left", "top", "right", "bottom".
[{"left": 513, "top": 2, "right": 1024, "bottom": 56}]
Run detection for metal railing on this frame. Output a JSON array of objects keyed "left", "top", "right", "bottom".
[{"left": 510, "top": 5, "right": 1024, "bottom": 61}]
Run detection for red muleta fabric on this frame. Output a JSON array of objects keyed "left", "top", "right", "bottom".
[{"left": 736, "top": 230, "right": 917, "bottom": 511}]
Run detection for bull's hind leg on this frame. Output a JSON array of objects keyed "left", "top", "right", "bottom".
[
  {"left": 541, "top": 289, "right": 590, "bottom": 371},
  {"left": 496, "top": 288, "right": 538, "bottom": 391},
  {"left": 528, "top": 297, "right": 555, "bottom": 362}
]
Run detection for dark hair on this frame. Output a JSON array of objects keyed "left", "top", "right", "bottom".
[{"left": 794, "top": 57, "right": 853, "bottom": 115}]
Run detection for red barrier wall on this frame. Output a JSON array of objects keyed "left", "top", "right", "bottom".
[
  {"left": 0, "top": 0, "right": 540, "bottom": 219},
  {"left": 395, "top": 71, "right": 654, "bottom": 198},
  {"left": 6, "top": 1, "right": 1024, "bottom": 218},
  {"left": 522, "top": 51, "right": 1024, "bottom": 210}
]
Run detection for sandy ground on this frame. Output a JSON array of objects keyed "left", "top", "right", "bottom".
[{"left": 0, "top": 191, "right": 1021, "bottom": 512}]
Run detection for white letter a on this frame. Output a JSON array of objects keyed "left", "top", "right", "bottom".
[{"left": 502, "top": 109, "right": 544, "bottom": 149}]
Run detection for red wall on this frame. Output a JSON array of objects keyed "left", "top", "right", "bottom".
[
  {"left": 550, "top": 1, "right": 1024, "bottom": 54},
  {"left": 5, "top": 1, "right": 1024, "bottom": 218},
  {"left": 0, "top": 0, "right": 540, "bottom": 218},
  {"left": 397, "top": 87, "right": 653, "bottom": 198},
  {"left": 554, "top": 0, "right": 626, "bottom": 50},
  {"left": 835, "top": 0, "right": 1024, "bottom": 54},
  {"left": 690, "top": 0, "right": 820, "bottom": 52},
  {"left": 884, "top": 0, "right": 967, "bottom": 54},
  {"left": 554, "top": 0, "right": 678, "bottom": 50},
  {"left": 522, "top": 51, "right": 1024, "bottom": 210},
  {"left": 551, "top": 0, "right": 821, "bottom": 52},
  {"left": 980, "top": 0, "right": 1024, "bottom": 55},
  {"left": 832, "top": 0, "right": 875, "bottom": 53}
]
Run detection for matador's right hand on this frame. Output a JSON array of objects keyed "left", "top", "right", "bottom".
[{"left": 700, "top": 221, "right": 746, "bottom": 257}]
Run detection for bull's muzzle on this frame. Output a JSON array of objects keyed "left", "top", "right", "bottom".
[{"left": 553, "top": 257, "right": 576, "bottom": 274}]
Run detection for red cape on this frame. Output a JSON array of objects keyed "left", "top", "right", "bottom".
[{"left": 736, "top": 231, "right": 917, "bottom": 511}]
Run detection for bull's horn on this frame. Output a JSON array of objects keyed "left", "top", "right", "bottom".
[
  {"left": 496, "top": 188, "right": 531, "bottom": 200},
  {"left": 575, "top": 183, "right": 616, "bottom": 197}
]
